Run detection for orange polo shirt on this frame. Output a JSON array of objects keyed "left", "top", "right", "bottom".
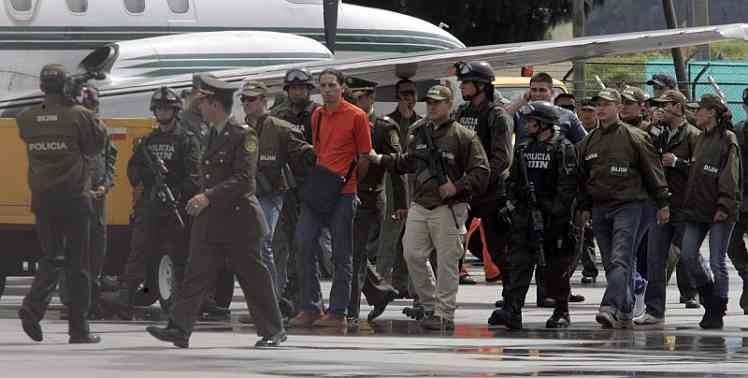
[{"left": 311, "top": 100, "right": 372, "bottom": 193}]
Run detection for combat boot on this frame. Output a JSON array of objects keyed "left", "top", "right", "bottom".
[
  {"left": 488, "top": 297, "right": 522, "bottom": 330},
  {"left": 697, "top": 283, "right": 723, "bottom": 329},
  {"left": 403, "top": 304, "right": 429, "bottom": 320},
  {"left": 546, "top": 302, "right": 571, "bottom": 329}
]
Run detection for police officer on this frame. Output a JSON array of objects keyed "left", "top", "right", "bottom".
[
  {"left": 79, "top": 86, "right": 118, "bottom": 319},
  {"left": 488, "top": 101, "right": 578, "bottom": 329},
  {"left": 576, "top": 88, "right": 670, "bottom": 329},
  {"left": 17, "top": 64, "right": 107, "bottom": 343},
  {"left": 240, "top": 79, "right": 316, "bottom": 316},
  {"left": 105, "top": 86, "right": 201, "bottom": 319},
  {"left": 377, "top": 79, "right": 422, "bottom": 294},
  {"left": 727, "top": 88, "right": 748, "bottom": 314},
  {"left": 345, "top": 77, "right": 404, "bottom": 324},
  {"left": 646, "top": 74, "right": 678, "bottom": 99},
  {"left": 680, "top": 93, "right": 740, "bottom": 329},
  {"left": 452, "top": 61, "right": 514, "bottom": 285},
  {"left": 181, "top": 74, "right": 211, "bottom": 147},
  {"left": 370, "top": 85, "right": 490, "bottom": 330},
  {"left": 147, "top": 75, "right": 286, "bottom": 348},
  {"left": 271, "top": 68, "right": 331, "bottom": 311}
]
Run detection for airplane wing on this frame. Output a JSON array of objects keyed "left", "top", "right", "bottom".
[
  {"left": 114, "top": 23, "right": 748, "bottom": 93},
  {"left": 3, "top": 23, "right": 747, "bottom": 113}
]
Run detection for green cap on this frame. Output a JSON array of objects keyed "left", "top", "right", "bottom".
[
  {"left": 592, "top": 88, "right": 622, "bottom": 103},
  {"left": 422, "top": 85, "right": 453, "bottom": 101},
  {"left": 194, "top": 74, "right": 237, "bottom": 98},
  {"left": 345, "top": 77, "right": 377, "bottom": 97},
  {"left": 240, "top": 81, "right": 267, "bottom": 97}
]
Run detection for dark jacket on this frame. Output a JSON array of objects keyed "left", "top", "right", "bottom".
[
  {"left": 358, "top": 113, "right": 406, "bottom": 210},
  {"left": 733, "top": 120, "right": 748, "bottom": 212},
  {"left": 271, "top": 99, "right": 320, "bottom": 144},
  {"left": 651, "top": 121, "right": 701, "bottom": 215},
  {"left": 683, "top": 126, "right": 741, "bottom": 223},
  {"left": 127, "top": 121, "right": 201, "bottom": 208},
  {"left": 387, "top": 107, "right": 422, "bottom": 143},
  {"left": 249, "top": 114, "right": 316, "bottom": 197},
  {"left": 380, "top": 118, "right": 490, "bottom": 210},
  {"left": 576, "top": 119, "right": 670, "bottom": 211},
  {"left": 17, "top": 94, "right": 107, "bottom": 211},
  {"left": 454, "top": 98, "right": 513, "bottom": 203},
  {"left": 193, "top": 116, "right": 269, "bottom": 243},
  {"left": 90, "top": 120, "right": 118, "bottom": 191}
]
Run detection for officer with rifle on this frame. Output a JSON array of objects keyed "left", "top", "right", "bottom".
[
  {"left": 103, "top": 87, "right": 201, "bottom": 319},
  {"left": 488, "top": 101, "right": 579, "bottom": 329},
  {"left": 369, "top": 85, "right": 489, "bottom": 330}
]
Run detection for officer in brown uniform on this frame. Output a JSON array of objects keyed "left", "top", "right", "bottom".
[
  {"left": 370, "top": 85, "right": 490, "bottom": 330},
  {"left": 146, "top": 75, "right": 286, "bottom": 348},
  {"left": 345, "top": 77, "right": 404, "bottom": 324},
  {"left": 17, "top": 64, "right": 107, "bottom": 343},
  {"left": 240, "top": 79, "right": 316, "bottom": 317},
  {"left": 576, "top": 88, "right": 670, "bottom": 329},
  {"left": 680, "top": 93, "right": 741, "bottom": 329}
]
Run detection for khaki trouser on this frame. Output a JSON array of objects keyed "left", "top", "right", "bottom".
[{"left": 403, "top": 202, "right": 468, "bottom": 320}]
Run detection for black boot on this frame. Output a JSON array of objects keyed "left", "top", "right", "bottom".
[
  {"left": 488, "top": 297, "right": 522, "bottom": 330},
  {"left": 698, "top": 283, "right": 723, "bottom": 329},
  {"left": 546, "top": 302, "right": 571, "bottom": 329},
  {"left": 146, "top": 323, "right": 190, "bottom": 348}
]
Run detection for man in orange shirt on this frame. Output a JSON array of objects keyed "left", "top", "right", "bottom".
[{"left": 289, "top": 68, "right": 372, "bottom": 328}]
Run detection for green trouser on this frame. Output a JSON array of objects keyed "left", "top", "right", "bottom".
[{"left": 376, "top": 173, "right": 404, "bottom": 283}]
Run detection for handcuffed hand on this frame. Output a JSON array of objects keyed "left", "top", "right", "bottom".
[{"left": 186, "top": 193, "right": 210, "bottom": 216}]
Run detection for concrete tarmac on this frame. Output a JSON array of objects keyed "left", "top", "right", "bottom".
[{"left": 1, "top": 264, "right": 748, "bottom": 377}]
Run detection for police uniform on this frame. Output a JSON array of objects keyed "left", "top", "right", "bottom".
[
  {"left": 17, "top": 64, "right": 107, "bottom": 343},
  {"left": 727, "top": 88, "right": 748, "bottom": 313},
  {"left": 344, "top": 78, "right": 406, "bottom": 322},
  {"left": 453, "top": 61, "right": 515, "bottom": 285},
  {"left": 488, "top": 102, "right": 578, "bottom": 329},
  {"left": 147, "top": 75, "right": 285, "bottom": 347},
  {"left": 107, "top": 88, "right": 201, "bottom": 319},
  {"left": 242, "top": 80, "right": 316, "bottom": 309},
  {"left": 576, "top": 88, "right": 670, "bottom": 328},
  {"left": 379, "top": 85, "right": 490, "bottom": 328}
]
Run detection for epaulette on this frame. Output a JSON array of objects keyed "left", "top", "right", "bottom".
[{"left": 380, "top": 115, "right": 398, "bottom": 128}]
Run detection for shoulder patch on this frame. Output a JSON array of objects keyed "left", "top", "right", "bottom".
[{"left": 244, "top": 134, "right": 257, "bottom": 153}]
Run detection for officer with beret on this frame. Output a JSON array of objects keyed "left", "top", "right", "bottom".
[
  {"left": 345, "top": 77, "right": 404, "bottom": 324},
  {"left": 17, "top": 64, "right": 107, "bottom": 343},
  {"left": 147, "top": 75, "right": 286, "bottom": 348}
]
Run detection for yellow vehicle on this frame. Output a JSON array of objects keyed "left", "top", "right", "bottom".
[
  {"left": 0, "top": 118, "right": 161, "bottom": 303},
  {"left": 492, "top": 76, "right": 569, "bottom": 102}
]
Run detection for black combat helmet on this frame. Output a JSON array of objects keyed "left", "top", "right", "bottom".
[
  {"left": 455, "top": 61, "right": 495, "bottom": 84},
  {"left": 150, "top": 86, "right": 182, "bottom": 111},
  {"left": 39, "top": 64, "right": 67, "bottom": 93},
  {"left": 520, "top": 101, "right": 559, "bottom": 127},
  {"left": 284, "top": 68, "right": 315, "bottom": 90}
]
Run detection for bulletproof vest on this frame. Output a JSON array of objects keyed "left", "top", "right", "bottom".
[
  {"left": 139, "top": 126, "right": 191, "bottom": 195},
  {"left": 455, "top": 101, "right": 496, "bottom": 166},
  {"left": 272, "top": 100, "right": 318, "bottom": 143},
  {"left": 520, "top": 134, "right": 574, "bottom": 200}
]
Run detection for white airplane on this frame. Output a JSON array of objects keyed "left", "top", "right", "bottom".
[{"left": 0, "top": 0, "right": 463, "bottom": 96}]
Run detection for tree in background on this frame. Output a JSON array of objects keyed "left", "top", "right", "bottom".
[{"left": 348, "top": 0, "right": 604, "bottom": 46}]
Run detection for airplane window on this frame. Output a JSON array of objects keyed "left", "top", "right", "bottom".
[
  {"left": 124, "top": 0, "right": 145, "bottom": 13},
  {"left": 66, "top": 0, "right": 87, "bottom": 13},
  {"left": 167, "top": 0, "right": 189, "bottom": 14},
  {"left": 10, "top": 0, "right": 32, "bottom": 11}
]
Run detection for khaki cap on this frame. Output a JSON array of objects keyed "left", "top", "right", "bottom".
[
  {"left": 240, "top": 81, "right": 267, "bottom": 97},
  {"left": 592, "top": 88, "right": 622, "bottom": 103},
  {"left": 422, "top": 85, "right": 452, "bottom": 101}
]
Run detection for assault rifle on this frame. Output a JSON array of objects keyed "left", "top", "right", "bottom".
[
  {"left": 140, "top": 141, "right": 185, "bottom": 229},
  {"left": 420, "top": 123, "right": 459, "bottom": 229},
  {"left": 517, "top": 148, "right": 546, "bottom": 268}
]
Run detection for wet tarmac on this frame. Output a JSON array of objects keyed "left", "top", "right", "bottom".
[{"left": 2, "top": 267, "right": 748, "bottom": 377}]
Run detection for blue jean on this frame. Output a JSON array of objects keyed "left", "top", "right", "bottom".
[
  {"left": 297, "top": 193, "right": 357, "bottom": 315},
  {"left": 645, "top": 220, "right": 686, "bottom": 318},
  {"left": 260, "top": 193, "right": 285, "bottom": 295},
  {"left": 634, "top": 201, "right": 657, "bottom": 288},
  {"left": 591, "top": 202, "right": 643, "bottom": 320},
  {"left": 680, "top": 221, "right": 735, "bottom": 299}
]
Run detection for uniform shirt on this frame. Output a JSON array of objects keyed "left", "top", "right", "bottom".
[
  {"left": 249, "top": 114, "right": 315, "bottom": 197},
  {"left": 380, "top": 119, "right": 489, "bottom": 209},
  {"left": 127, "top": 123, "right": 201, "bottom": 208},
  {"left": 576, "top": 119, "right": 670, "bottom": 211},
  {"left": 311, "top": 100, "right": 372, "bottom": 194},
  {"left": 358, "top": 113, "right": 406, "bottom": 210},
  {"left": 515, "top": 105, "right": 587, "bottom": 145},
  {"left": 453, "top": 98, "right": 514, "bottom": 202},
  {"left": 683, "top": 126, "right": 741, "bottom": 223},
  {"left": 16, "top": 94, "right": 107, "bottom": 208}
]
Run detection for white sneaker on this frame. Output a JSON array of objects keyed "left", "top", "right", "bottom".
[
  {"left": 634, "top": 313, "right": 664, "bottom": 328},
  {"left": 633, "top": 280, "right": 648, "bottom": 319}
]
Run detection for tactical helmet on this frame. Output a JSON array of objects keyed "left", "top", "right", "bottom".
[
  {"left": 520, "top": 101, "right": 559, "bottom": 127},
  {"left": 283, "top": 68, "right": 314, "bottom": 90},
  {"left": 455, "top": 61, "right": 495, "bottom": 84},
  {"left": 150, "top": 86, "right": 182, "bottom": 111},
  {"left": 39, "top": 64, "right": 67, "bottom": 93}
]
